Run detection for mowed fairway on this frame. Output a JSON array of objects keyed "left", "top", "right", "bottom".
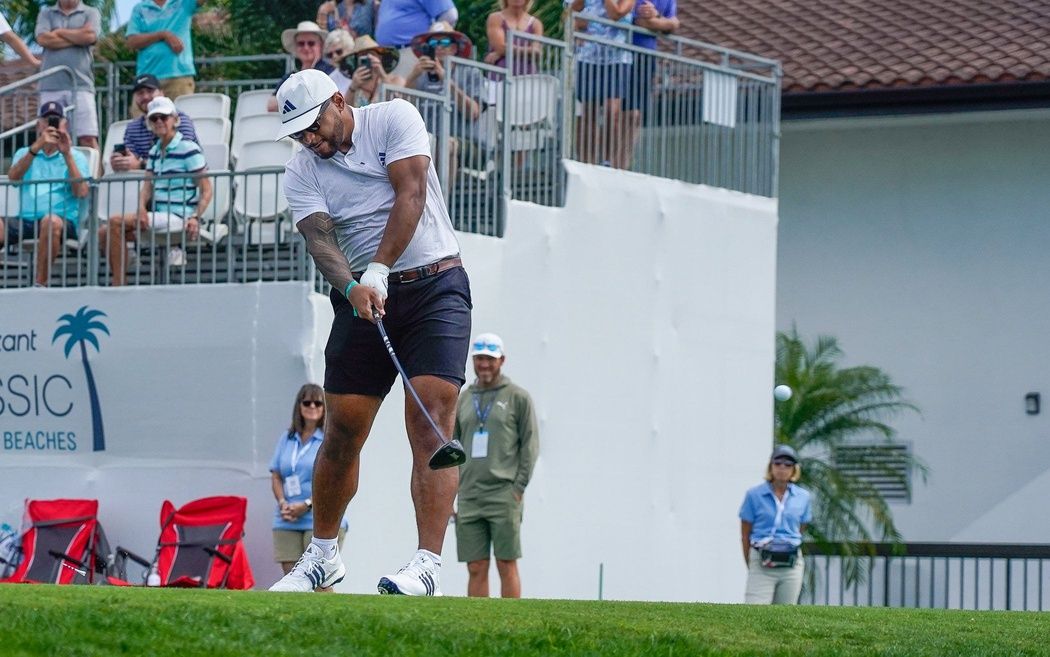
[{"left": 2, "top": 586, "right": 1050, "bottom": 656}]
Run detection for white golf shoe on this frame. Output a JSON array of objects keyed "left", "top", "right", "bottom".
[
  {"left": 269, "top": 543, "right": 345, "bottom": 592},
  {"left": 377, "top": 552, "right": 442, "bottom": 596}
]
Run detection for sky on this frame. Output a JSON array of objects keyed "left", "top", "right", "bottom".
[{"left": 114, "top": 0, "right": 138, "bottom": 28}]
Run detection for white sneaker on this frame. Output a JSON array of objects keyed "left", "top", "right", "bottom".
[
  {"left": 269, "top": 543, "right": 345, "bottom": 592},
  {"left": 377, "top": 552, "right": 442, "bottom": 596}
]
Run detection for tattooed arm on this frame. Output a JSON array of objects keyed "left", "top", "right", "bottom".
[{"left": 297, "top": 211, "right": 384, "bottom": 322}]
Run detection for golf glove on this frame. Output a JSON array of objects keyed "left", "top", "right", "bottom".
[{"left": 360, "top": 262, "right": 390, "bottom": 300}]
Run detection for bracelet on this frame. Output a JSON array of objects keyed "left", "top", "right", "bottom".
[
  {"left": 29, "top": 147, "right": 38, "bottom": 156},
  {"left": 344, "top": 279, "right": 358, "bottom": 299}
]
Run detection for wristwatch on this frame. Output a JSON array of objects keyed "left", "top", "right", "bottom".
[{"left": 304, "top": 498, "right": 313, "bottom": 509}]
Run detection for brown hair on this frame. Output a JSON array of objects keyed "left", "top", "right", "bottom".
[
  {"left": 498, "top": 0, "right": 535, "bottom": 13},
  {"left": 764, "top": 461, "right": 802, "bottom": 483},
  {"left": 289, "top": 383, "right": 325, "bottom": 436}
]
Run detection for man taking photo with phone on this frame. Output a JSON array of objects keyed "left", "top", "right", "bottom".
[{"left": 1, "top": 102, "right": 89, "bottom": 286}]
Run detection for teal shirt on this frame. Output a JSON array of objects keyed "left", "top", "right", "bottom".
[
  {"left": 147, "top": 132, "right": 207, "bottom": 217},
  {"left": 12, "top": 147, "right": 89, "bottom": 225},
  {"left": 127, "top": 0, "right": 198, "bottom": 79}
]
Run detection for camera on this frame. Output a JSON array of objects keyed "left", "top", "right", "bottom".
[
  {"left": 419, "top": 45, "right": 439, "bottom": 83},
  {"left": 47, "top": 115, "right": 60, "bottom": 129}
]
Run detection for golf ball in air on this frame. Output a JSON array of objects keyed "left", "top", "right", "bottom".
[{"left": 773, "top": 385, "right": 792, "bottom": 401}]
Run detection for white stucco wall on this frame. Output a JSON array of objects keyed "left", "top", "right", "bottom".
[{"left": 776, "top": 109, "right": 1050, "bottom": 542}]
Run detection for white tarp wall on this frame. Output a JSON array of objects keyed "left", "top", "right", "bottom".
[{"left": 0, "top": 161, "right": 777, "bottom": 602}]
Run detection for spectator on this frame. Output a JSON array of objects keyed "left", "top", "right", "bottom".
[
  {"left": 3, "top": 102, "right": 89, "bottom": 287},
  {"left": 622, "top": 0, "right": 678, "bottom": 169},
  {"left": 408, "top": 22, "right": 481, "bottom": 178},
  {"left": 454, "top": 334, "right": 539, "bottom": 598},
  {"left": 738, "top": 445, "right": 812, "bottom": 605},
  {"left": 270, "top": 384, "right": 348, "bottom": 588},
  {"left": 101, "top": 97, "right": 212, "bottom": 287},
  {"left": 110, "top": 74, "right": 199, "bottom": 172},
  {"left": 571, "top": 0, "right": 635, "bottom": 168},
  {"left": 35, "top": 0, "right": 102, "bottom": 151},
  {"left": 268, "top": 21, "right": 332, "bottom": 112},
  {"left": 483, "top": 0, "right": 543, "bottom": 74},
  {"left": 325, "top": 29, "right": 356, "bottom": 95},
  {"left": 374, "top": 0, "right": 459, "bottom": 78},
  {"left": 0, "top": 12, "right": 42, "bottom": 67},
  {"left": 126, "top": 0, "right": 205, "bottom": 108},
  {"left": 345, "top": 36, "right": 405, "bottom": 107},
  {"left": 317, "top": 0, "right": 376, "bottom": 39}
]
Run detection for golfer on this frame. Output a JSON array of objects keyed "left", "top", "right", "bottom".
[{"left": 269, "top": 69, "right": 471, "bottom": 596}]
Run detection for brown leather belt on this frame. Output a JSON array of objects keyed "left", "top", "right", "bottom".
[{"left": 354, "top": 255, "right": 462, "bottom": 285}]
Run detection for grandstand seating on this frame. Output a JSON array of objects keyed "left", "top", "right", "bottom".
[
  {"left": 233, "top": 90, "right": 273, "bottom": 125},
  {"left": 174, "top": 93, "right": 231, "bottom": 122},
  {"left": 101, "top": 119, "right": 131, "bottom": 174},
  {"left": 192, "top": 117, "right": 232, "bottom": 149},
  {"left": 202, "top": 142, "right": 230, "bottom": 171},
  {"left": 230, "top": 113, "right": 282, "bottom": 164}
]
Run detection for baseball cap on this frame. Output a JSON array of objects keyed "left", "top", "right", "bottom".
[
  {"left": 274, "top": 69, "right": 337, "bottom": 140},
  {"left": 133, "top": 74, "right": 160, "bottom": 92},
  {"left": 38, "top": 101, "right": 65, "bottom": 119},
  {"left": 770, "top": 444, "right": 799, "bottom": 463},
  {"left": 471, "top": 333, "right": 504, "bottom": 359},
  {"left": 146, "top": 97, "right": 177, "bottom": 118}
]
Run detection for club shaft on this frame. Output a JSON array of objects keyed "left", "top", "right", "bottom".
[{"left": 375, "top": 318, "right": 449, "bottom": 444}]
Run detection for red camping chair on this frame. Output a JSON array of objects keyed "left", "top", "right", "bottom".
[
  {"left": 0, "top": 499, "right": 113, "bottom": 585},
  {"left": 114, "top": 496, "right": 254, "bottom": 589}
]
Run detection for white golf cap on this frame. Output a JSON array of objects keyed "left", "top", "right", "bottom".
[
  {"left": 274, "top": 69, "right": 338, "bottom": 140},
  {"left": 471, "top": 333, "right": 504, "bottom": 358},
  {"left": 146, "top": 96, "right": 177, "bottom": 118}
]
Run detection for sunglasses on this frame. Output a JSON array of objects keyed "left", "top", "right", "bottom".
[
  {"left": 148, "top": 114, "right": 173, "bottom": 123},
  {"left": 473, "top": 341, "right": 500, "bottom": 353},
  {"left": 327, "top": 48, "right": 345, "bottom": 58},
  {"left": 289, "top": 98, "right": 331, "bottom": 141},
  {"left": 772, "top": 459, "right": 796, "bottom": 467},
  {"left": 301, "top": 400, "right": 324, "bottom": 408},
  {"left": 297, "top": 40, "right": 320, "bottom": 48},
  {"left": 426, "top": 37, "right": 454, "bottom": 48}
]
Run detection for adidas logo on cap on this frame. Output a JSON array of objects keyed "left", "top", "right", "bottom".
[{"left": 282, "top": 100, "right": 297, "bottom": 114}]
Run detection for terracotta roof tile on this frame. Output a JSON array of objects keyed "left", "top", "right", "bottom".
[{"left": 675, "top": 0, "right": 1050, "bottom": 92}]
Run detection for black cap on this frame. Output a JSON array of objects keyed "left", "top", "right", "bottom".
[
  {"left": 771, "top": 444, "right": 799, "bottom": 463},
  {"left": 38, "top": 101, "right": 65, "bottom": 119},
  {"left": 133, "top": 74, "right": 160, "bottom": 92}
]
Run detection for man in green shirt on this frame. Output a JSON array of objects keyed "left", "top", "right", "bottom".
[{"left": 453, "top": 333, "right": 539, "bottom": 598}]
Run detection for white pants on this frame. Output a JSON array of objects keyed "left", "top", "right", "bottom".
[
  {"left": 744, "top": 547, "right": 804, "bottom": 604},
  {"left": 39, "top": 89, "right": 99, "bottom": 139},
  {"left": 145, "top": 212, "right": 186, "bottom": 234}
]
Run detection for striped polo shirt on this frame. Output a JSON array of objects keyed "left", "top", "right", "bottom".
[
  {"left": 124, "top": 112, "right": 198, "bottom": 161},
  {"left": 147, "top": 131, "right": 207, "bottom": 217}
]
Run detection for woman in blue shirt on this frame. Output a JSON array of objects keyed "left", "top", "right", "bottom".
[
  {"left": 270, "top": 384, "right": 347, "bottom": 589},
  {"left": 738, "top": 444, "right": 812, "bottom": 604}
]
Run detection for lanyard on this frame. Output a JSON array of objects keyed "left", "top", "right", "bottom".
[
  {"left": 472, "top": 391, "right": 498, "bottom": 429},
  {"left": 290, "top": 434, "right": 316, "bottom": 472},
  {"left": 755, "top": 487, "right": 788, "bottom": 547}
]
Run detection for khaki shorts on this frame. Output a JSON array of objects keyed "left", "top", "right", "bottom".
[
  {"left": 456, "top": 487, "right": 523, "bottom": 563},
  {"left": 272, "top": 527, "right": 346, "bottom": 563}
]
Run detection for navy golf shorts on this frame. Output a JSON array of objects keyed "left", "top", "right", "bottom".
[{"left": 324, "top": 265, "right": 472, "bottom": 398}]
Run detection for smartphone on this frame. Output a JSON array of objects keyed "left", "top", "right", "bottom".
[
  {"left": 47, "top": 115, "right": 60, "bottom": 129},
  {"left": 358, "top": 64, "right": 372, "bottom": 80},
  {"left": 114, "top": 143, "right": 127, "bottom": 155}
]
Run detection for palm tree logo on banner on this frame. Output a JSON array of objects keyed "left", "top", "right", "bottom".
[{"left": 52, "top": 307, "right": 110, "bottom": 452}]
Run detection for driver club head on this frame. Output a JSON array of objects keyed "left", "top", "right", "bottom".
[{"left": 428, "top": 439, "right": 467, "bottom": 470}]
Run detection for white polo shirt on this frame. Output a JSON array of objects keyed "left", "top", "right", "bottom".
[{"left": 284, "top": 98, "right": 460, "bottom": 272}]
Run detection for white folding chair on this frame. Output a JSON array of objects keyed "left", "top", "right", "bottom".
[
  {"left": 202, "top": 143, "right": 230, "bottom": 171},
  {"left": 101, "top": 120, "right": 132, "bottom": 174},
  {"left": 231, "top": 113, "right": 283, "bottom": 164},
  {"left": 174, "top": 93, "right": 232, "bottom": 121},
  {"left": 197, "top": 170, "right": 232, "bottom": 244},
  {"left": 234, "top": 139, "right": 294, "bottom": 170},
  {"left": 234, "top": 89, "right": 275, "bottom": 124},
  {"left": 505, "top": 74, "right": 560, "bottom": 152},
  {"left": 192, "top": 117, "right": 232, "bottom": 147},
  {"left": 0, "top": 175, "right": 19, "bottom": 220},
  {"left": 233, "top": 168, "right": 288, "bottom": 243}
]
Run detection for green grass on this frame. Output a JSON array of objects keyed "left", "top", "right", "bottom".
[{"left": 1, "top": 586, "right": 1049, "bottom": 656}]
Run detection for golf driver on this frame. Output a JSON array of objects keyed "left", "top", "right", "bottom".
[{"left": 374, "top": 310, "right": 466, "bottom": 470}]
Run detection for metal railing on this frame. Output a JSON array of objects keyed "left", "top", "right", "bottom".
[
  {"left": 93, "top": 54, "right": 293, "bottom": 132},
  {"left": 0, "top": 67, "right": 80, "bottom": 169},
  {"left": 802, "top": 543, "right": 1050, "bottom": 611},
  {"left": 1, "top": 168, "right": 307, "bottom": 289}
]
